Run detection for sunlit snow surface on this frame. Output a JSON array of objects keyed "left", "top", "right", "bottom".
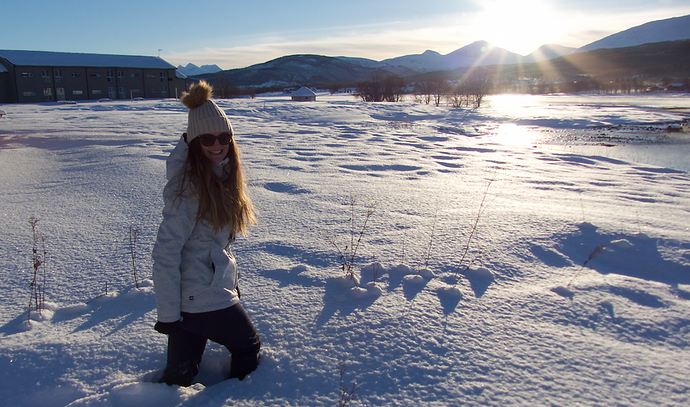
[{"left": 0, "top": 93, "right": 689, "bottom": 406}]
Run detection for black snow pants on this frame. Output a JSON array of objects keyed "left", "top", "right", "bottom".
[{"left": 160, "top": 303, "right": 261, "bottom": 386}]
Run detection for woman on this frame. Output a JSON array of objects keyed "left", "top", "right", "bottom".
[{"left": 152, "top": 80, "right": 260, "bottom": 387}]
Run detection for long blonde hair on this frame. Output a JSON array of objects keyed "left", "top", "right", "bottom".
[{"left": 180, "top": 135, "right": 257, "bottom": 235}]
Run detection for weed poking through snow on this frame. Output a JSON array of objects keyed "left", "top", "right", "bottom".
[
  {"left": 327, "top": 195, "right": 376, "bottom": 285},
  {"left": 455, "top": 173, "right": 496, "bottom": 279},
  {"left": 567, "top": 243, "right": 606, "bottom": 287},
  {"left": 372, "top": 257, "right": 381, "bottom": 284},
  {"left": 338, "top": 360, "right": 359, "bottom": 407},
  {"left": 129, "top": 224, "right": 139, "bottom": 289},
  {"left": 422, "top": 207, "right": 439, "bottom": 272},
  {"left": 27, "top": 217, "right": 48, "bottom": 323},
  {"left": 87, "top": 281, "right": 109, "bottom": 303}
]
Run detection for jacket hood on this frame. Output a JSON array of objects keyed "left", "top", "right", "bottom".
[{"left": 167, "top": 135, "right": 189, "bottom": 181}]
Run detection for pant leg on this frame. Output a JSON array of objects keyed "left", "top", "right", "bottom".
[
  {"left": 160, "top": 328, "right": 207, "bottom": 386},
  {"left": 180, "top": 303, "right": 260, "bottom": 380}
]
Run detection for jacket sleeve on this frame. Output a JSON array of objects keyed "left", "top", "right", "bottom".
[{"left": 151, "top": 179, "right": 198, "bottom": 323}]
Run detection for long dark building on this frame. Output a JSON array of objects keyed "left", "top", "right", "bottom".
[{"left": 0, "top": 50, "right": 187, "bottom": 103}]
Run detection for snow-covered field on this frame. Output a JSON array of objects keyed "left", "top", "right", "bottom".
[{"left": 1, "top": 93, "right": 689, "bottom": 406}]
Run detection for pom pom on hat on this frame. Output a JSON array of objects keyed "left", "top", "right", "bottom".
[{"left": 181, "top": 80, "right": 233, "bottom": 143}]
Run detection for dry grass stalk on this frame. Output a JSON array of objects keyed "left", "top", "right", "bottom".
[
  {"left": 27, "top": 217, "right": 47, "bottom": 323},
  {"left": 327, "top": 195, "right": 376, "bottom": 284},
  {"left": 129, "top": 224, "right": 139, "bottom": 289},
  {"left": 567, "top": 243, "right": 606, "bottom": 287},
  {"left": 338, "top": 360, "right": 359, "bottom": 407},
  {"left": 455, "top": 174, "right": 495, "bottom": 277}
]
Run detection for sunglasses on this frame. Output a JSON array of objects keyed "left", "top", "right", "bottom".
[{"left": 199, "top": 132, "right": 233, "bottom": 147}]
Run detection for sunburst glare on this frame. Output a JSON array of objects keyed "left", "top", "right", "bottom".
[{"left": 469, "top": 0, "right": 568, "bottom": 55}]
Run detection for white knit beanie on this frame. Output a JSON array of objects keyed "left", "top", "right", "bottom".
[{"left": 181, "top": 81, "right": 233, "bottom": 143}]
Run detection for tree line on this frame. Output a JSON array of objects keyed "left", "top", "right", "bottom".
[{"left": 354, "top": 68, "right": 492, "bottom": 108}]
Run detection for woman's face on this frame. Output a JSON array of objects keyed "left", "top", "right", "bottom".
[{"left": 199, "top": 132, "right": 231, "bottom": 164}]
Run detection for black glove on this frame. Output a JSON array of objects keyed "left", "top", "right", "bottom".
[{"left": 154, "top": 321, "right": 180, "bottom": 335}]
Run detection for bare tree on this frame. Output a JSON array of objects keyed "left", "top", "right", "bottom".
[
  {"left": 413, "top": 80, "right": 433, "bottom": 104},
  {"left": 414, "top": 72, "right": 448, "bottom": 106},
  {"left": 382, "top": 73, "right": 406, "bottom": 102},
  {"left": 356, "top": 71, "right": 406, "bottom": 102},
  {"left": 448, "top": 68, "right": 492, "bottom": 108}
]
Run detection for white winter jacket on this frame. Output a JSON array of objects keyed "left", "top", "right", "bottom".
[{"left": 152, "top": 136, "right": 239, "bottom": 323}]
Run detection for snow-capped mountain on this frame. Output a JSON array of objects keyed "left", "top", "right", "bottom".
[
  {"left": 194, "top": 54, "right": 382, "bottom": 89},
  {"left": 177, "top": 63, "right": 223, "bottom": 77},
  {"left": 379, "top": 41, "right": 524, "bottom": 73},
  {"left": 578, "top": 14, "right": 690, "bottom": 52},
  {"left": 377, "top": 41, "right": 576, "bottom": 73},
  {"left": 526, "top": 44, "right": 577, "bottom": 61}
]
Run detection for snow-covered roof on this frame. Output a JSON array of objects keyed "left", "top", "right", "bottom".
[
  {"left": 291, "top": 86, "right": 316, "bottom": 97},
  {"left": 0, "top": 50, "right": 175, "bottom": 69}
]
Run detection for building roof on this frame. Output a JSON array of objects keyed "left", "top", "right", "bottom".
[
  {"left": 0, "top": 50, "right": 175, "bottom": 69},
  {"left": 291, "top": 86, "right": 316, "bottom": 97},
  {"left": 0, "top": 62, "right": 7, "bottom": 73}
]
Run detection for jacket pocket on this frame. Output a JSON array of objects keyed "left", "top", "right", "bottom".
[{"left": 209, "top": 243, "right": 238, "bottom": 289}]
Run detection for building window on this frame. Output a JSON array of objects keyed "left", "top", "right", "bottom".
[
  {"left": 146, "top": 73, "right": 156, "bottom": 78},
  {"left": 23, "top": 91, "right": 36, "bottom": 97},
  {"left": 117, "top": 70, "right": 124, "bottom": 82},
  {"left": 21, "top": 72, "right": 34, "bottom": 78},
  {"left": 108, "top": 87, "right": 116, "bottom": 98},
  {"left": 161, "top": 86, "right": 168, "bottom": 97},
  {"left": 118, "top": 86, "right": 126, "bottom": 98},
  {"left": 92, "top": 89, "right": 102, "bottom": 95},
  {"left": 71, "top": 72, "right": 82, "bottom": 78},
  {"left": 107, "top": 70, "right": 115, "bottom": 82},
  {"left": 43, "top": 88, "right": 53, "bottom": 100},
  {"left": 54, "top": 69, "right": 63, "bottom": 83},
  {"left": 42, "top": 70, "right": 52, "bottom": 83},
  {"left": 56, "top": 87, "right": 65, "bottom": 100},
  {"left": 73, "top": 90, "right": 83, "bottom": 95},
  {"left": 130, "top": 73, "right": 139, "bottom": 78},
  {"left": 91, "top": 73, "right": 101, "bottom": 78},
  {"left": 148, "top": 88, "right": 157, "bottom": 94},
  {"left": 160, "top": 71, "right": 167, "bottom": 82},
  {"left": 131, "top": 89, "right": 140, "bottom": 94}
]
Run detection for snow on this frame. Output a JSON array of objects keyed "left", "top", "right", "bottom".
[
  {"left": 0, "top": 50, "right": 175, "bottom": 69},
  {"left": 291, "top": 86, "right": 317, "bottom": 97},
  {"left": 1, "top": 92, "right": 689, "bottom": 406}
]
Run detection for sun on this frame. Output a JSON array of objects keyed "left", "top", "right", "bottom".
[{"left": 467, "top": 0, "right": 567, "bottom": 55}]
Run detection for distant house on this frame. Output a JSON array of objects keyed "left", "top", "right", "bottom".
[
  {"left": 0, "top": 50, "right": 187, "bottom": 103},
  {"left": 667, "top": 83, "right": 688, "bottom": 92},
  {"left": 291, "top": 86, "right": 316, "bottom": 101}
]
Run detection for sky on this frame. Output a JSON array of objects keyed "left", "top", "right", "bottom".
[{"left": 2, "top": 0, "right": 690, "bottom": 69}]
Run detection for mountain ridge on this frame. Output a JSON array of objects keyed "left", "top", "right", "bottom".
[
  {"left": 182, "top": 13, "right": 689, "bottom": 76},
  {"left": 187, "top": 13, "right": 690, "bottom": 90},
  {"left": 177, "top": 63, "right": 222, "bottom": 77},
  {"left": 578, "top": 14, "right": 690, "bottom": 52}
]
